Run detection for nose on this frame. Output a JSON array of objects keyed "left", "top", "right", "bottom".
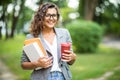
[{"left": 49, "top": 16, "right": 54, "bottom": 20}]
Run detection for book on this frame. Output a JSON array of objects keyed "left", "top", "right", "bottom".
[
  {"left": 23, "top": 38, "right": 47, "bottom": 70},
  {"left": 24, "top": 38, "right": 47, "bottom": 56}
]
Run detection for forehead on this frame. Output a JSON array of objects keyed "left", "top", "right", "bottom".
[{"left": 46, "top": 8, "right": 57, "bottom": 14}]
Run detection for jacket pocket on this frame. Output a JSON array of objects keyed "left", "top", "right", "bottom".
[
  {"left": 61, "top": 61, "right": 72, "bottom": 79},
  {"left": 65, "top": 64, "right": 72, "bottom": 78}
]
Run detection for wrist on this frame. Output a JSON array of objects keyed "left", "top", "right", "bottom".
[
  {"left": 31, "top": 61, "right": 38, "bottom": 68},
  {"left": 68, "top": 52, "right": 76, "bottom": 65}
]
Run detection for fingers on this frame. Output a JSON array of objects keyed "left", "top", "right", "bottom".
[
  {"left": 62, "top": 54, "right": 72, "bottom": 61},
  {"left": 44, "top": 57, "right": 53, "bottom": 68},
  {"left": 36, "top": 57, "right": 53, "bottom": 68},
  {"left": 63, "top": 50, "right": 71, "bottom": 54},
  {"left": 61, "top": 51, "right": 75, "bottom": 62},
  {"left": 42, "top": 57, "right": 53, "bottom": 68},
  {"left": 62, "top": 53, "right": 72, "bottom": 62}
]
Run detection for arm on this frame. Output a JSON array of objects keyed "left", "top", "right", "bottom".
[
  {"left": 21, "top": 54, "right": 53, "bottom": 70},
  {"left": 21, "top": 51, "right": 38, "bottom": 70},
  {"left": 21, "top": 62, "right": 38, "bottom": 70},
  {"left": 62, "top": 29, "right": 77, "bottom": 65},
  {"left": 67, "top": 52, "right": 76, "bottom": 65}
]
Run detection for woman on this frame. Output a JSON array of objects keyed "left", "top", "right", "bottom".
[{"left": 21, "top": 2, "right": 76, "bottom": 80}]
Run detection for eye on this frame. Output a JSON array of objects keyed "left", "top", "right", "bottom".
[
  {"left": 45, "top": 14, "right": 51, "bottom": 17},
  {"left": 52, "top": 14, "right": 57, "bottom": 17},
  {"left": 45, "top": 14, "right": 58, "bottom": 19}
]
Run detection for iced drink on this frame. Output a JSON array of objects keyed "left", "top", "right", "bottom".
[{"left": 61, "top": 42, "right": 71, "bottom": 59}]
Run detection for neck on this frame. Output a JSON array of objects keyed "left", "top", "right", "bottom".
[{"left": 42, "top": 28, "right": 55, "bottom": 35}]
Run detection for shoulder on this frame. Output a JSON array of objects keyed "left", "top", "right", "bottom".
[
  {"left": 55, "top": 28, "right": 69, "bottom": 34},
  {"left": 25, "top": 34, "right": 34, "bottom": 39}
]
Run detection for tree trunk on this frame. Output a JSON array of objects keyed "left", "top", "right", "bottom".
[
  {"left": 5, "top": 21, "right": 9, "bottom": 39},
  {"left": 1, "top": 5, "right": 9, "bottom": 39},
  {"left": 10, "top": 0, "right": 17, "bottom": 38},
  {"left": 84, "top": 0, "right": 98, "bottom": 20},
  {"left": 0, "top": 26, "right": 2, "bottom": 39},
  {"left": 10, "top": 16, "right": 18, "bottom": 38},
  {"left": 10, "top": 0, "right": 25, "bottom": 38}
]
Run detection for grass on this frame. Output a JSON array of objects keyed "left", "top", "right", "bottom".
[
  {"left": 107, "top": 70, "right": 120, "bottom": 80},
  {"left": 0, "top": 34, "right": 120, "bottom": 80},
  {"left": 70, "top": 52, "right": 120, "bottom": 80},
  {"left": 0, "top": 34, "right": 31, "bottom": 80}
]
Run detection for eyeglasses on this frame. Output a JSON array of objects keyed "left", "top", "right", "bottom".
[{"left": 45, "top": 14, "right": 59, "bottom": 19}]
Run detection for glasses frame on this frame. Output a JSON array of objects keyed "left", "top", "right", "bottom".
[{"left": 45, "top": 13, "right": 59, "bottom": 19}]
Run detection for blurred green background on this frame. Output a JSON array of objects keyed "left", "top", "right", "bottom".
[{"left": 0, "top": 0, "right": 120, "bottom": 80}]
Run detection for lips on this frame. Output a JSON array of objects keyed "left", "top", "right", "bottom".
[
  {"left": 47, "top": 21, "right": 55, "bottom": 26},
  {"left": 44, "top": 19, "right": 57, "bottom": 28}
]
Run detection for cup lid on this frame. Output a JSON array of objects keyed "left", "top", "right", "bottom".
[{"left": 61, "top": 42, "right": 71, "bottom": 46}]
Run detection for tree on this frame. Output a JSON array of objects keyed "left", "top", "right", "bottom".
[
  {"left": 78, "top": 0, "right": 99, "bottom": 20},
  {"left": 78, "top": 0, "right": 120, "bottom": 36},
  {"left": 94, "top": 0, "right": 120, "bottom": 36},
  {"left": 10, "top": 0, "right": 25, "bottom": 38},
  {"left": 0, "top": 0, "right": 12, "bottom": 39},
  {"left": 84, "top": 0, "right": 99, "bottom": 20}
]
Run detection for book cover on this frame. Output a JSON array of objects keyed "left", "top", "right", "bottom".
[
  {"left": 23, "top": 42, "right": 43, "bottom": 70},
  {"left": 23, "top": 38, "right": 47, "bottom": 70},
  {"left": 23, "top": 42, "right": 45, "bottom": 61},
  {"left": 24, "top": 38, "right": 47, "bottom": 56}
]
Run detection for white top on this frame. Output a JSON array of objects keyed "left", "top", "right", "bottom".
[{"left": 44, "top": 36, "right": 61, "bottom": 72}]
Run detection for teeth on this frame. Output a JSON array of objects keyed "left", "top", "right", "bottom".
[{"left": 49, "top": 22, "right": 53, "bottom": 24}]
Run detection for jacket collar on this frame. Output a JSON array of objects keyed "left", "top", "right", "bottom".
[
  {"left": 54, "top": 28, "right": 63, "bottom": 59},
  {"left": 38, "top": 28, "right": 63, "bottom": 58}
]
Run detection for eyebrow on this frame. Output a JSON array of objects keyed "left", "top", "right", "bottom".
[{"left": 46, "top": 12, "right": 57, "bottom": 14}]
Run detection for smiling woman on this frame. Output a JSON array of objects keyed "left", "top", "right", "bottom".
[{"left": 21, "top": 2, "right": 76, "bottom": 80}]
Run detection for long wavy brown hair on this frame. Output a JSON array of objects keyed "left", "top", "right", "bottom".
[{"left": 30, "top": 2, "right": 60, "bottom": 37}]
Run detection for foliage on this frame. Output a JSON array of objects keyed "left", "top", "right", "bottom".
[
  {"left": 52, "top": 0, "right": 68, "bottom": 8},
  {"left": 78, "top": 0, "right": 84, "bottom": 18},
  {"left": 109, "top": 21, "right": 120, "bottom": 37},
  {"left": 60, "top": 7, "right": 76, "bottom": 23},
  {"left": 0, "top": 0, "right": 12, "bottom": 5},
  {"left": 16, "top": 7, "right": 34, "bottom": 33},
  {"left": 66, "top": 20, "right": 103, "bottom": 53},
  {"left": 94, "top": 0, "right": 120, "bottom": 36}
]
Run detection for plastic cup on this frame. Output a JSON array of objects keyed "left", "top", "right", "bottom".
[{"left": 61, "top": 42, "right": 71, "bottom": 59}]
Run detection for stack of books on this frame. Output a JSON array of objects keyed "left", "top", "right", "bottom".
[{"left": 23, "top": 38, "right": 47, "bottom": 70}]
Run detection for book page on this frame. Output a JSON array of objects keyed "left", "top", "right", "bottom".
[
  {"left": 24, "top": 38, "right": 47, "bottom": 56},
  {"left": 23, "top": 42, "right": 43, "bottom": 61},
  {"left": 23, "top": 42, "right": 43, "bottom": 70}
]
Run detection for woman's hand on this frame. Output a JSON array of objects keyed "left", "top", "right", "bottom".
[
  {"left": 32, "top": 56, "right": 53, "bottom": 68},
  {"left": 61, "top": 50, "right": 76, "bottom": 65}
]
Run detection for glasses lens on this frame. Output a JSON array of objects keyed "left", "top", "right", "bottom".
[{"left": 45, "top": 14, "right": 57, "bottom": 18}]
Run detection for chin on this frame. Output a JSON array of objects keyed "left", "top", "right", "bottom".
[
  {"left": 48, "top": 25, "right": 55, "bottom": 28},
  {"left": 49, "top": 26, "right": 54, "bottom": 28}
]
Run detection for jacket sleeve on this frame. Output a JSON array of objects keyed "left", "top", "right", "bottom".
[
  {"left": 65, "top": 29, "right": 73, "bottom": 52},
  {"left": 21, "top": 34, "right": 34, "bottom": 63}
]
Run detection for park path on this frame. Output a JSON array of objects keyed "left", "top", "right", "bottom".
[
  {"left": 87, "top": 66, "right": 120, "bottom": 80},
  {"left": 0, "top": 60, "right": 18, "bottom": 80},
  {"left": 0, "top": 36, "right": 120, "bottom": 80},
  {"left": 101, "top": 36, "right": 120, "bottom": 49}
]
